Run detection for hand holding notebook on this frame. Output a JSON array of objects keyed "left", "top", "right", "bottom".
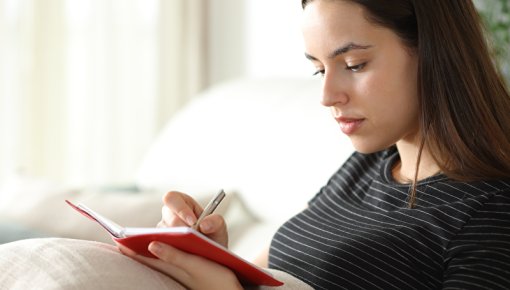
[{"left": 65, "top": 194, "right": 283, "bottom": 287}]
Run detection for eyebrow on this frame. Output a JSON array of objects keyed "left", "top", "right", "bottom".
[{"left": 304, "top": 42, "right": 373, "bottom": 61}]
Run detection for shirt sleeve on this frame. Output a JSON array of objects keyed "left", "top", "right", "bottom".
[{"left": 443, "top": 191, "right": 510, "bottom": 289}]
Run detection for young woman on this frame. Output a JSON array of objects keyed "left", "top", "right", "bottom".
[{"left": 119, "top": 0, "right": 510, "bottom": 289}]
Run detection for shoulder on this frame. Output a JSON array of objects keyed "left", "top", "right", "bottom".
[
  {"left": 471, "top": 188, "right": 510, "bottom": 224},
  {"left": 448, "top": 187, "right": 510, "bottom": 246},
  {"left": 444, "top": 189, "right": 510, "bottom": 288},
  {"left": 454, "top": 186, "right": 510, "bottom": 226}
]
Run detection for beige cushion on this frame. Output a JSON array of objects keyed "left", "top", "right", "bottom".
[
  {"left": 0, "top": 238, "right": 184, "bottom": 290},
  {"left": 0, "top": 238, "right": 312, "bottom": 290}
]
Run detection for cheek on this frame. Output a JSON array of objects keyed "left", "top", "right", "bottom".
[
  {"left": 357, "top": 71, "right": 420, "bottom": 136},
  {"left": 364, "top": 67, "right": 418, "bottom": 110},
  {"left": 355, "top": 73, "right": 396, "bottom": 115}
]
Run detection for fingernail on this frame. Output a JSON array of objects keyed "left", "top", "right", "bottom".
[
  {"left": 149, "top": 242, "right": 162, "bottom": 255},
  {"left": 200, "top": 221, "right": 211, "bottom": 232},
  {"left": 186, "top": 215, "right": 195, "bottom": 226}
]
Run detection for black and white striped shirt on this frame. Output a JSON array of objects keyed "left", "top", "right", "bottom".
[{"left": 269, "top": 147, "right": 510, "bottom": 289}]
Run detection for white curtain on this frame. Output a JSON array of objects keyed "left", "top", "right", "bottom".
[{"left": 0, "top": 0, "right": 206, "bottom": 187}]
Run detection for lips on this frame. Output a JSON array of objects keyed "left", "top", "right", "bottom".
[{"left": 335, "top": 116, "right": 365, "bottom": 135}]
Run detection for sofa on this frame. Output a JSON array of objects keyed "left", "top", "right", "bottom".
[{"left": 0, "top": 77, "right": 354, "bottom": 288}]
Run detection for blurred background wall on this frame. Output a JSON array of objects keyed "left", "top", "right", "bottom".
[
  {"left": 0, "top": 0, "right": 311, "bottom": 188},
  {"left": 0, "top": 0, "right": 508, "bottom": 188}
]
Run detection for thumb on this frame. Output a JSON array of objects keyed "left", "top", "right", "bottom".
[{"left": 198, "top": 214, "right": 228, "bottom": 248}]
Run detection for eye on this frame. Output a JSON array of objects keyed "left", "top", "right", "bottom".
[
  {"left": 312, "top": 69, "right": 325, "bottom": 77},
  {"left": 345, "top": 62, "right": 366, "bottom": 72}
]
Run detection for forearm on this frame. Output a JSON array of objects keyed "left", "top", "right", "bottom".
[{"left": 253, "top": 246, "right": 270, "bottom": 268}]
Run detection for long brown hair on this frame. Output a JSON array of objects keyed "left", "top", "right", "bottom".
[{"left": 302, "top": 0, "right": 510, "bottom": 206}]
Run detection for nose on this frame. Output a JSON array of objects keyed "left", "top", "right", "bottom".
[{"left": 320, "top": 71, "right": 349, "bottom": 107}]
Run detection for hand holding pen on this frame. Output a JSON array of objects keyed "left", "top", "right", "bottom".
[
  {"left": 192, "top": 189, "right": 226, "bottom": 230},
  {"left": 159, "top": 189, "right": 229, "bottom": 248}
]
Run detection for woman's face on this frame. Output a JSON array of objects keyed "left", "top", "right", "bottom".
[{"left": 302, "top": 0, "right": 420, "bottom": 153}]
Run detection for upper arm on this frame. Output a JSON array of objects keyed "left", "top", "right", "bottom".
[{"left": 443, "top": 194, "right": 510, "bottom": 289}]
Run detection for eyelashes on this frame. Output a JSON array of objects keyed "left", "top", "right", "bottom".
[
  {"left": 313, "top": 69, "right": 325, "bottom": 76},
  {"left": 312, "top": 62, "right": 367, "bottom": 76},
  {"left": 346, "top": 62, "right": 366, "bottom": 72}
]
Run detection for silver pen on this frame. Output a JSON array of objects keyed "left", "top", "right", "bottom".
[{"left": 192, "top": 189, "right": 226, "bottom": 230}]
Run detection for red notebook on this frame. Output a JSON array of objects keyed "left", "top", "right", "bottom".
[{"left": 65, "top": 200, "right": 283, "bottom": 287}]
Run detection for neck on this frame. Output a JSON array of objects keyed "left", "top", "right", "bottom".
[{"left": 393, "top": 140, "right": 441, "bottom": 183}]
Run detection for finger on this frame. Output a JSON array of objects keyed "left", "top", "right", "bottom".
[
  {"left": 147, "top": 242, "right": 241, "bottom": 289},
  {"left": 122, "top": 243, "right": 190, "bottom": 285},
  {"left": 147, "top": 242, "right": 198, "bottom": 283},
  {"left": 198, "top": 214, "right": 223, "bottom": 233},
  {"left": 199, "top": 214, "right": 228, "bottom": 248},
  {"left": 162, "top": 191, "right": 202, "bottom": 226},
  {"left": 157, "top": 220, "right": 164, "bottom": 228},
  {"left": 156, "top": 220, "right": 167, "bottom": 228},
  {"left": 160, "top": 206, "right": 188, "bottom": 227},
  {"left": 116, "top": 243, "right": 137, "bottom": 256},
  {"left": 148, "top": 242, "right": 194, "bottom": 270}
]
